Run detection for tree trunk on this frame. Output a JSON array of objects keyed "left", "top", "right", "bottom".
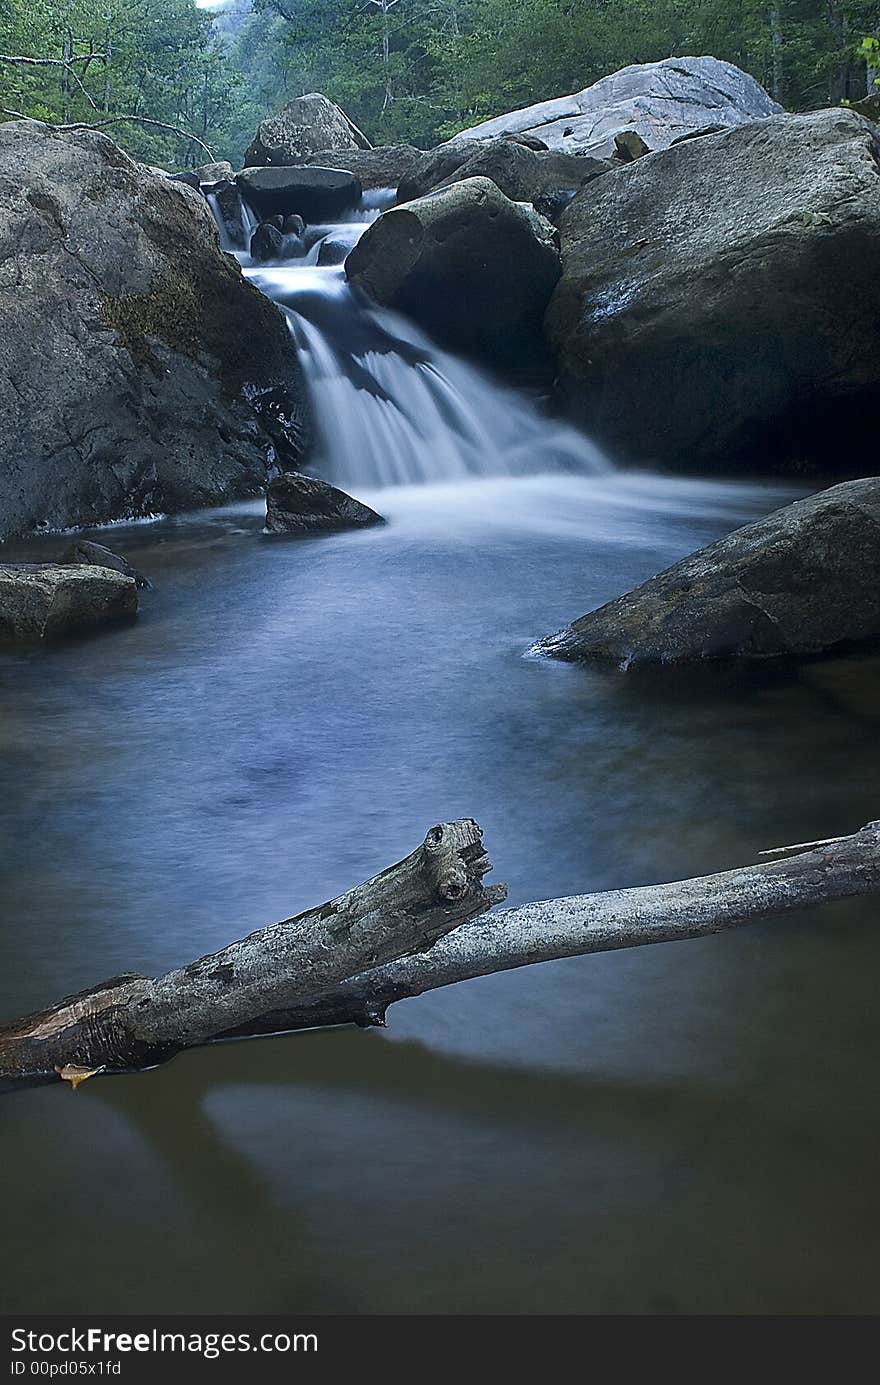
[{"left": 2, "top": 820, "right": 878, "bottom": 1095}]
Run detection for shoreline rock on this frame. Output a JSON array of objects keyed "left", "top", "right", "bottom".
[
  {"left": 265, "top": 472, "right": 385, "bottom": 534},
  {"left": 0, "top": 564, "right": 138, "bottom": 644}
]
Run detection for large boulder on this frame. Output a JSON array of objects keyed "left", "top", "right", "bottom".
[
  {"left": 244, "top": 93, "right": 370, "bottom": 167},
  {"left": 236, "top": 165, "right": 361, "bottom": 221},
  {"left": 546, "top": 108, "right": 880, "bottom": 472},
  {"left": 0, "top": 563, "right": 138, "bottom": 644},
  {"left": 534, "top": 479, "right": 880, "bottom": 667},
  {"left": 452, "top": 56, "right": 780, "bottom": 157},
  {"left": 400, "top": 138, "right": 612, "bottom": 216},
  {"left": 303, "top": 145, "right": 421, "bottom": 191},
  {"left": 265, "top": 472, "right": 385, "bottom": 534},
  {"left": 0, "top": 120, "right": 307, "bottom": 541},
  {"left": 346, "top": 177, "right": 561, "bottom": 370}
]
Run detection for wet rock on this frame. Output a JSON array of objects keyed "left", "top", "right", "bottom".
[
  {"left": 0, "top": 563, "right": 138, "bottom": 644},
  {"left": 546, "top": 108, "right": 880, "bottom": 472},
  {"left": 60, "top": 539, "right": 151, "bottom": 589},
  {"left": 346, "top": 177, "right": 561, "bottom": 370},
  {"left": 282, "top": 213, "right": 305, "bottom": 236},
  {"left": 265, "top": 472, "right": 385, "bottom": 534},
  {"left": 210, "top": 178, "right": 251, "bottom": 250},
  {"left": 535, "top": 479, "right": 880, "bottom": 667},
  {"left": 399, "top": 138, "right": 612, "bottom": 214},
  {"left": 236, "top": 165, "right": 362, "bottom": 221},
  {"left": 250, "top": 220, "right": 286, "bottom": 262},
  {"left": 244, "top": 93, "right": 370, "bottom": 167},
  {"left": 0, "top": 121, "right": 308, "bottom": 541},
  {"left": 452, "top": 56, "right": 781, "bottom": 157}
]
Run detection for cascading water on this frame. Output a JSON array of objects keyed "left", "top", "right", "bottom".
[{"left": 209, "top": 186, "right": 610, "bottom": 491}]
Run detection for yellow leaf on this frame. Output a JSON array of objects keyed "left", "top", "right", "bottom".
[{"left": 57, "top": 1064, "right": 105, "bottom": 1090}]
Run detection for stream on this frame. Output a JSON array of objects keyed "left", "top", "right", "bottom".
[{"left": 1, "top": 190, "right": 879, "bottom": 1315}]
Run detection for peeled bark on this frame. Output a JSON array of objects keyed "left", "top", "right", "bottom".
[{"left": 2, "top": 819, "right": 879, "bottom": 1094}]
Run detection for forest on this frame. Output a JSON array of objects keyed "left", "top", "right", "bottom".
[{"left": 2, "top": 0, "right": 880, "bottom": 165}]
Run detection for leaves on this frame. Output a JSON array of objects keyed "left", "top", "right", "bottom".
[{"left": 57, "top": 1064, "right": 106, "bottom": 1090}]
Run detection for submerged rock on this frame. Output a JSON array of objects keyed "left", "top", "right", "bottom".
[
  {"left": 535, "top": 479, "right": 880, "bottom": 667},
  {"left": 0, "top": 564, "right": 138, "bottom": 644},
  {"left": 452, "top": 55, "right": 780, "bottom": 157},
  {"left": 0, "top": 120, "right": 307, "bottom": 541},
  {"left": 60, "top": 539, "right": 151, "bottom": 589},
  {"left": 546, "top": 108, "right": 880, "bottom": 472},
  {"left": 236, "top": 165, "right": 362, "bottom": 221},
  {"left": 244, "top": 93, "right": 370, "bottom": 167},
  {"left": 266, "top": 472, "right": 385, "bottom": 534},
  {"left": 346, "top": 177, "right": 561, "bottom": 371}
]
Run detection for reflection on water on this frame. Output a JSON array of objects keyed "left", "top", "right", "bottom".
[{"left": 1, "top": 471, "right": 879, "bottom": 1314}]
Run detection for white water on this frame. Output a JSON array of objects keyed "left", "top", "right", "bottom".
[{"left": 211, "top": 186, "right": 611, "bottom": 490}]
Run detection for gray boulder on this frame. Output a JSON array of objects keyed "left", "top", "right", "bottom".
[
  {"left": 546, "top": 109, "right": 880, "bottom": 472},
  {"left": 303, "top": 145, "right": 421, "bottom": 190},
  {"left": 265, "top": 472, "right": 385, "bottom": 534},
  {"left": 0, "top": 564, "right": 138, "bottom": 644},
  {"left": 534, "top": 479, "right": 880, "bottom": 667},
  {"left": 346, "top": 177, "right": 561, "bottom": 369},
  {"left": 0, "top": 120, "right": 307, "bottom": 541},
  {"left": 244, "top": 93, "right": 370, "bottom": 167},
  {"left": 236, "top": 165, "right": 362, "bottom": 221},
  {"left": 401, "top": 138, "right": 612, "bottom": 216},
  {"left": 195, "top": 160, "right": 235, "bottom": 184},
  {"left": 452, "top": 55, "right": 781, "bottom": 157},
  {"left": 60, "top": 539, "right": 151, "bottom": 589}
]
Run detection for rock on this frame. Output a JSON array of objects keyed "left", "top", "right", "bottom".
[
  {"left": 452, "top": 56, "right": 781, "bottom": 157},
  {"left": 346, "top": 177, "right": 561, "bottom": 370},
  {"left": 316, "top": 228, "right": 362, "bottom": 266},
  {"left": 613, "top": 129, "right": 650, "bottom": 161},
  {"left": 399, "top": 138, "right": 612, "bottom": 214},
  {"left": 534, "top": 479, "right": 880, "bottom": 667},
  {"left": 282, "top": 213, "right": 305, "bottom": 236},
  {"left": 546, "top": 109, "right": 880, "bottom": 473},
  {"left": 669, "top": 124, "right": 726, "bottom": 145},
  {"left": 0, "top": 120, "right": 308, "bottom": 541},
  {"left": 250, "top": 220, "right": 286, "bottom": 262},
  {"left": 236, "top": 165, "right": 362, "bottom": 221},
  {"left": 209, "top": 178, "right": 251, "bottom": 250},
  {"left": 168, "top": 170, "right": 200, "bottom": 189},
  {"left": 303, "top": 145, "right": 421, "bottom": 190},
  {"left": 0, "top": 563, "right": 138, "bottom": 644},
  {"left": 60, "top": 539, "right": 151, "bottom": 589},
  {"left": 195, "top": 160, "right": 234, "bottom": 184},
  {"left": 244, "top": 93, "right": 371, "bottom": 167},
  {"left": 850, "top": 92, "right": 880, "bottom": 121},
  {"left": 503, "top": 132, "right": 549, "bottom": 151},
  {"left": 265, "top": 472, "right": 385, "bottom": 534}
]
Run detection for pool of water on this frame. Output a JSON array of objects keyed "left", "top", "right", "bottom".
[{"left": 2, "top": 470, "right": 879, "bottom": 1314}]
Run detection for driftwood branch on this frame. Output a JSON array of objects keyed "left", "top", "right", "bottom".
[
  {"left": 0, "top": 820, "right": 501, "bottom": 1090},
  {"left": 2, "top": 819, "right": 879, "bottom": 1094},
  {"left": 0, "top": 107, "right": 215, "bottom": 159}
]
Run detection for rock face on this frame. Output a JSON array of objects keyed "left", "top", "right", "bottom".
[
  {"left": 535, "top": 480, "right": 880, "bottom": 667},
  {"left": 399, "top": 139, "right": 612, "bottom": 216},
  {"left": 60, "top": 539, "right": 151, "bottom": 589},
  {"left": 546, "top": 109, "right": 880, "bottom": 472},
  {"left": 0, "top": 120, "right": 307, "bottom": 541},
  {"left": 346, "top": 177, "right": 561, "bottom": 369},
  {"left": 302, "top": 145, "right": 420, "bottom": 190},
  {"left": 265, "top": 472, "right": 385, "bottom": 534},
  {"left": 244, "top": 93, "right": 371, "bottom": 167},
  {"left": 453, "top": 56, "right": 781, "bottom": 157},
  {"left": 236, "top": 165, "right": 362, "bottom": 221},
  {"left": 0, "top": 564, "right": 138, "bottom": 644}
]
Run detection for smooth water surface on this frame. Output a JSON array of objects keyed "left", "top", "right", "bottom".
[{"left": 2, "top": 471, "right": 879, "bottom": 1314}]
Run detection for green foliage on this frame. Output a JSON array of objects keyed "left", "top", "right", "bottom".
[{"left": 4, "top": 0, "right": 880, "bottom": 166}]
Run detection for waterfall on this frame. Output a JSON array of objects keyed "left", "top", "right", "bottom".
[{"left": 209, "top": 185, "right": 610, "bottom": 490}]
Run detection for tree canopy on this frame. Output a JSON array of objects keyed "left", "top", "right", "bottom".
[{"left": 2, "top": 0, "right": 879, "bottom": 166}]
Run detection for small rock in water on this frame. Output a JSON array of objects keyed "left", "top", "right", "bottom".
[
  {"left": 266, "top": 473, "right": 385, "bottom": 534},
  {"left": 250, "top": 221, "right": 286, "bottom": 263},
  {"left": 61, "top": 539, "right": 152, "bottom": 590},
  {"left": 534, "top": 479, "right": 880, "bottom": 667},
  {"left": 0, "top": 564, "right": 138, "bottom": 645}
]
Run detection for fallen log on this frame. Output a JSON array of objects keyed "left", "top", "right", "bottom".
[
  {"left": 2, "top": 819, "right": 878, "bottom": 1094},
  {"left": 0, "top": 820, "right": 500, "bottom": 1090}
]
